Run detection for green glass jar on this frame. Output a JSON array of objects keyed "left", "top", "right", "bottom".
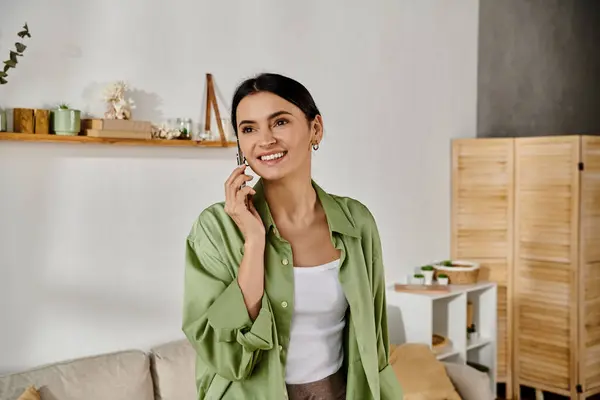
[{"left": 0, "top": 109, "right": 7, "bottom": 132}]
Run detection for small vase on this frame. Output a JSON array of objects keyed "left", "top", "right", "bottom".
[
  {"left": 53, "top": 109, "right": 81, "bottom": 135},
  {"left": 0, "top": 109, "right": 7, "bottom": 132},
  {"left": 438, "top": 277, "right": 449, "bottom": 285},
  {"left": 422, "top": 270, "right": 434, "bottom": 285}
]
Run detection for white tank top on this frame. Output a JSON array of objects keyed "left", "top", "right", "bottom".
[{"left": 284, "top": 259, "right": 349, "bottom": 384}]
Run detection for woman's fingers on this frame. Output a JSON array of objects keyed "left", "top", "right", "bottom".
[
  {"left": 226, "top": 184, "right": 252, "bottom": 216},
  {"left": 232, "top": 173, "right": 254, "bottom": 190},
  {"left": 236, "top": 185, "right": 255, "bottom": 205},
  {"left": 226, "top": 165, "right": 246, "bottom": 186},
  {"left": 227, "top": 175, "right": 254, "bottom": 208},
  {"left": 225, "top": 165, "right": 249, "bottom": 202}
]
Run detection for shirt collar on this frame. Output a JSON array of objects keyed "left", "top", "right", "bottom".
[{"left": 252, "top": 178, "right": 361, "bottom": 239}]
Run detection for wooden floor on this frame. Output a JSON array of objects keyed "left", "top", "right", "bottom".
[{"left": 496, "top": 383, "right": 600, "bottom": 400}]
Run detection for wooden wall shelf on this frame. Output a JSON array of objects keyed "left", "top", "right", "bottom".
[{"left": 0, "top": 132, "right": 236, "bottom": 148}]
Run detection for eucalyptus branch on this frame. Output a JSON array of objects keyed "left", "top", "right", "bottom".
[{"left": 0, "top": 23, "right": 32, "bottom": 85}]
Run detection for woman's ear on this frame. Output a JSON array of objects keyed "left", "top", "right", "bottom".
[{"left": 312, "top": 115, "right": 324, "bottom": 144}]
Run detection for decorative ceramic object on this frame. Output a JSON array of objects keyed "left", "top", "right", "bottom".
[
  {"left": 467, "top": 324, "right": 479, "bottom": 341},
  {"left": 412, "top": 273, "right": 425, "bottom": 285},
  {"left": 432, "top": 259, "right": 480, "bottom": 285},
  {"left": 103, "top": 81, "right": 135, "bottom": 120},
  {"left": 53, "top": 104, "right": 81, "bottom": 136},
  {"left": 0, "top": 110, "right": 7, "bottom": 132},
  {"left": 421, "top": 265, "right": 435, "bottom": 285},
  {"left": 437, "top": 274, "right": 449, "bottom": 285},
  {"left": 432, "top": 334, "right": 450, "bottom": 355}
]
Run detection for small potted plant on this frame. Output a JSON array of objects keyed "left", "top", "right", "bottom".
[
  {"left": 412, "top": 273, "right": 425, "bottom": 285},
  {"left": 53, "top": 103, "right": 81, "bottom": 136},
  {"left": 467, "top": 324, "right": 478, "bottom": 341},
  {"left": 437, "top": 273, "right": 449, "bottom": 285},
  {"left": 421, "top": 265, "right": 435, "bottom": 285},
  {"left": 0, "top": 22, "right": 31, "bottom": 132}
]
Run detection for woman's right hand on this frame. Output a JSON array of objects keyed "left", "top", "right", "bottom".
[{"left": 224, "top": 165, "right": 265, "bottom": 244}]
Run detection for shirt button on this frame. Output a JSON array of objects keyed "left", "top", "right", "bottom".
[
  {"left": 281, "top": 301, "right": 288, "bottom": 308},
  {"left": 279, "top": 345, "right": 283, "bottom": 351},
  {"left": 282, "top": 258, "right": 289, "bottom": 266}
]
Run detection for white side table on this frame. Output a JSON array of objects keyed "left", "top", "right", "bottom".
[{"left": 385, "top": 281, "right": 498, "bottom": 396}]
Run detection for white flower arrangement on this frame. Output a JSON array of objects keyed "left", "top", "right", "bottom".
[
  {"left": 103, "top": 81, "right": 136, "bottom": 120},
  {"left": 151, "top": 123, "right": 182, "bottom": 140}
]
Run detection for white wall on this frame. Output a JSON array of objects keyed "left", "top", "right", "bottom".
[{"left": 0, "top": 0, "right": 479, "bottom": 374}]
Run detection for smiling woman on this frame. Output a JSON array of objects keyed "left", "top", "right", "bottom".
[
  {"left": 230, "top": 74, "right": 323, "bottom": 182},
  {"left": 182, "top": 73, "right": 403, "bottom": 400}
]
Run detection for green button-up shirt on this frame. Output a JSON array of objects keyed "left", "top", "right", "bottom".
[{"left": 182, "top": 179, "right": 403, "bottom": 399}]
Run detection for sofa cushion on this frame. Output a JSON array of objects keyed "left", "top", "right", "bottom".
[
  {"left": 443, "top": 362, "right": 494, "bottom": 400},
  {"left": 150, "top": 339, "right": 197, "bottom": 400},
  {"left": 0, "top": 350, "right": 154, "bottom": 400}
]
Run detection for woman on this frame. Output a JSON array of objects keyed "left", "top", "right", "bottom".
[{"left": 182, "top": 73, "right": 403, "bottom": 400}]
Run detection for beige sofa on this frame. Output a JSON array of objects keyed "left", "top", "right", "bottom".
[{"left": 0, "top": 339, "right": 493, "bottom": 400}]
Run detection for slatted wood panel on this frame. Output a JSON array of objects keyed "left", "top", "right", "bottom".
[
  {"left": 514, "top": 136, "right": 580, "bottom": 397},
  {"left": 581, "top": 136, "right": 600, "bottom": 394},
  {"left": 451, "top": 138, "right": 513, "bottom": 396},
  {"left": 497, "top": 285, "right": 509, "bottom": 381}
]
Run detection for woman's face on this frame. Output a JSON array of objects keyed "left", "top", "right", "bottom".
[{"left": 235, "top": 91, "right": 322, "bottom": 182}]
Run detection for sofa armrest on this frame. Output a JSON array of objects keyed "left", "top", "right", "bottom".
[{"left": 443, "top": 362, "right": 494, "bottom": 400}]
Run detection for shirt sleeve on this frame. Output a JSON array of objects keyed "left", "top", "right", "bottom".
[
  {"left": 368, "top": 214, "right": 404, "bottom": 399},
  {"left": 182, "top": 221, "right": 273, "bottom": 382}
]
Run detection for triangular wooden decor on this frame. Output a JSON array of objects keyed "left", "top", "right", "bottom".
[{"left": 204, "top": 73, "right": 227, "bottom": 146}]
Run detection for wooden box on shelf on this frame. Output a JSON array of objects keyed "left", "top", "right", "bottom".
[
  {"left": 81, "top": 118, "right": 152, "bottom": 140},
  {"left": 451, "top": 135, "right": 600, "bottom": 400},
  {"left": 34, "top": 109, "right": 50, "bottom": 134},
  {"left": 13, "top": 108, "right": 34, "bottom": 133},
  {"left": 81, "top": 118, "right": 152, "bottom": 133},
  {"left": 85, "top": 129, "right": 152, "bottom": 140}
]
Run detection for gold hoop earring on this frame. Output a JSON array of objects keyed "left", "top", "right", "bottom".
[{"left": 312, "top": 143, "right": 319, "bottom": 151}]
